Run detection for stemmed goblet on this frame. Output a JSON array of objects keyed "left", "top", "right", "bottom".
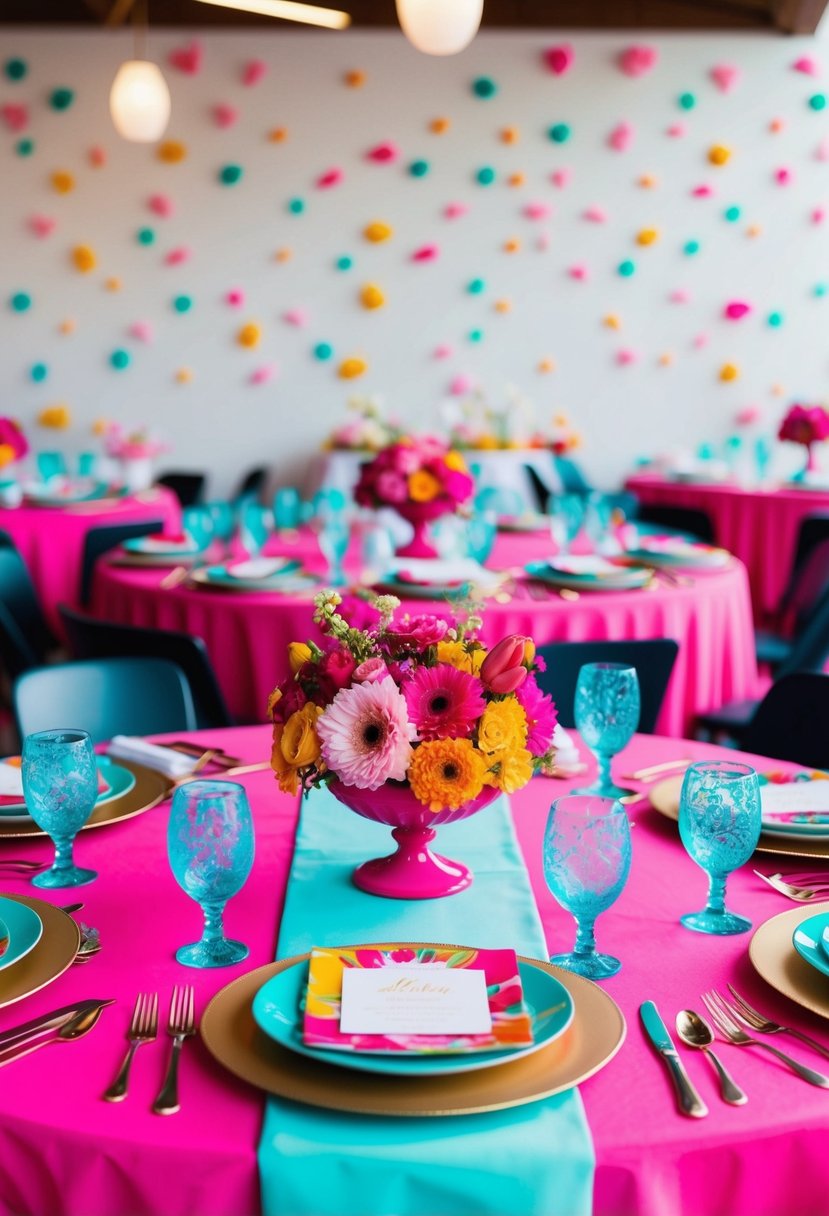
[
  {"left": 318, "top": 516, "right": 350, "bottom": 586},
  {"left": 678, "top": 760, "right": 761, "bottom": 935},
  {"left": 21, "top": 729, "right": 98, "bottom": 888},
  {"left": 549, "top": 494, "right": 585, "bottom": 557},
  {"left": 543, "top": 794, "right": 632, "bottom": 978},
  {"left": 573, "top": 662, "right": 640, "bottom": 798},
  {"left": 168, "top": 780, "right": 255, "bottom": 967}
]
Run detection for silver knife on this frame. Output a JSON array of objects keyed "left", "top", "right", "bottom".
[
  {"left": 640, "top": 1001, "right": 708, "bottom": 1118},
  {"left": 0, "top": 1002, "right": 112, "bottom": 1067},
  {"left": 0, "top": 999, "right": 111, "bottom": 1053}
]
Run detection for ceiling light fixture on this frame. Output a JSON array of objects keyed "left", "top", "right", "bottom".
[
  {"left": 109, "top": 0, "right": 171, "bottom": 143},
  {"left": 193, "top": 0, "right": 351, "bottom": 29},
  {"left": 395, "top": 0, "right": 483, "bottom": 55}
]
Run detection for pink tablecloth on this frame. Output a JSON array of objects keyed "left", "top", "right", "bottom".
[
  {"left": 91, "top": 529, "right": 758, "bottom": 736},
  {"left": 0, "top": 725, "right": 826, "bottom": 1216},
  {"left": 626, "top": 473, "right": 829, "bottom": 625},
  {"left": 0, "top": 488, "right": 181, "bottom": 637}
]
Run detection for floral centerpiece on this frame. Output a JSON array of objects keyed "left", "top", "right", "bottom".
[
  {"left": 354, "top": 436, "right": 475, "bottom": 559},
  {"left": 99, "top": 422, "right": 168, "bottom": 492},
  {"left": 269, "top": 592, "right": 557, "bottom": 899},
  {"left": 0, "top": 417, "right": 29, "bottom": 473},
  {"left": 324, "top": 396, "right": 403, "bottom": 453},
  {"left": 777, "top": 403, "right": 829, "bottom": 479}
]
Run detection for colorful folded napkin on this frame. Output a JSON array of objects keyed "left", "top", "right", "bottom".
[{"left": 106, "top": 736, "right": 198, "bottom": 779}]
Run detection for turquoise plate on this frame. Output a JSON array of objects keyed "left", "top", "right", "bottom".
[
  {"left": 373, "top": 579, "right": 473, "bottom": 601},
  {"left": 0, "top": 897, "right": 43, "bottom": 973},
  {"left": 0, "top": 756, "right": 136, "bottom": 822},
  {"left": 622, "top": 545, "right": 729, "bottom": 570},
  {"left": 252, "top": 957, "right": 574, "bottom": 1077},
  {"left": 192, "top": 563, "right": 311, "bottom": 593},
  {"left": 525, "top": 559, "right": 651, "bottom": 591},
  {"left": 24, "top": 481, "right": 120, "bottom": 506},
  {"left": 793, "top": 912, "right": 829, "bottom": 979},
  {"left": 122, "top": 536, "right": 203, "bottom": 557}
]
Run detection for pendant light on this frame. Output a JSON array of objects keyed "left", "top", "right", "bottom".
[
  {"left": 110, "top": 59, "right": 171, "bottom": 142},
  {"left": 395, "top": 0, "right": 483, "bottom": 55},
  {"left": 193, "top": 0, "right": 350, "bottom": 29}
]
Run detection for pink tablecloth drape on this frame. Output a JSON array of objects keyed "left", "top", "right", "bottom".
[
  {"left": 0, "top": 725, "right": 825, "bottom": 1216},
  {"left": 626, "top": 474, "right": 829, "bottom": 624},
  {"left": 0, "top": 488, "right": 181, "bottom": 637},
  {"left": 92, "top": 530, "right": 758, "bottom": 737}
]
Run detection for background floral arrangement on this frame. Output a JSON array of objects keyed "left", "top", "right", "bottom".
[
  {"left": 354, "top": 436, "right": 474, "bottom": 510},
  {"left": 99, "top": 422, "right": 168, "bottom": 460},
  {"left": 269, "top": 593, "right": 558, "bottom": 810},
  {"left": 324, "top": 396, "right": 403, "bottom": 452},
  {"left": 0, "top": 417, "right": 29, "bottom": 471},
  {"left": 777, "top": 403, "right": 829, "bottom": 448}
]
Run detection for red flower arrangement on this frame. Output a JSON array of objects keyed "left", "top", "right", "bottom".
[
  {"left": 354, "top": 436, "right": 474, "bottom": 511},
  {"left": 778, "top": 403, "right": 829, "bottom": 448},
  {"left": 0, "top": 417, "right": 29, "bottom": 471}
]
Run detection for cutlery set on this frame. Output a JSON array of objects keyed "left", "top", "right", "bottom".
[
  {"left": 0, "top": 999, "right": 115, "bottom": 1067},
  {"left": 103, "top": 986, "right": 196, "bottom": 1115},
  {"left": 642, "top": 985, "right": 829, "bottom": 1115},
  {"left": 754, "top": 871, "right": 829, "bottom": 902}
]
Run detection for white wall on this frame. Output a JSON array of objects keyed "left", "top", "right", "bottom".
[{"left": 1, "top": 25, "right": 827, "bottom": 495}]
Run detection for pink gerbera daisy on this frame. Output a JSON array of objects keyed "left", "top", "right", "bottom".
[
  {"left": 403, "top": 664, "right": 486, "bottom": 741},
  {"left": 317, "top": 676, "right": 415, "bottom": 790},
  {"left": 515, "top": 675, "right": 558, "bottom": 756}
]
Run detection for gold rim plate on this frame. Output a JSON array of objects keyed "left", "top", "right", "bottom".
[
  {"left": 649, "top": 775, "right": 829, "bottom": 861},
  {"left": 200, "top": 943, "right": 626, "bottom": 1117},
  {"left": 108, "top": 552, "right": 200, "bottom": 568},
  {"left": 0, "top": 761, "right": 170, "bottom": 839},
  {"left": 0, "top": 895, "right": 80, "bottom": 1009},
  {"left": 749, "top": 900, "right": 829, "bottom": 1021}
]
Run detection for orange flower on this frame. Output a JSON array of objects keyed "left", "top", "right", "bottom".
[
  {"left": 270, "top": 704, "right": 323, "bottom": 794},
  {"left": 408, "top": 469, "right": 442, "bottom": 502}
]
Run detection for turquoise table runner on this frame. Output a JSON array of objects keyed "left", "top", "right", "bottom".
[{"left": 258, "top": 784, "right": 595, "bottom": 1216}]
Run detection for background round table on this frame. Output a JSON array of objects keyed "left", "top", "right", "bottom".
[
  {"left": 626, "top": 473, "right": 829, "bottom": 625},
  {"left": 91, "top": 528, "right": 758, "bottom": 736}
]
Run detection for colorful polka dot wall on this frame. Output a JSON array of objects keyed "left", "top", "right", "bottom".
[{"left": 1, "top": 30, "right": 828, "bottom": 489}]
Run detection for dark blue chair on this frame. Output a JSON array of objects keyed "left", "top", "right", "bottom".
[
  {"left": 632, "top": 504, "right": 715, "bottom": 544},
  {"left": 740, "top": 672, "right": 829, "bottom": 769},
  {"left": 78, "top": 520, "right": 164, "bottom": 606},
  {"left": 0, "top": 534, "right": 58, "bottom": 679},
  {"left": 156, "top": 471, "right": 206, "bottom": 508}
]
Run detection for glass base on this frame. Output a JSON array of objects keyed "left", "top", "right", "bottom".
[
  {"left": 570, "top": 780, "right": 635, "bottom": 800},
  {"left": 175, "top": 937, "right": 249, "bottom": 969},
  {"left": 32, "top": 865, "right": 97, "bottom": 889},
  {"left": 680, "top": 908, "right": 752, "bottom": 936},
  {"left": 550, "top": 950, "right": 622, "bottom": 979}
]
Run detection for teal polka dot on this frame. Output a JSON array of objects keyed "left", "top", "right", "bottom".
[
  {"left": 15, "top": 138, "right": 34, "bottom": 157},
  {"left": 10, "top": 292, "right": 31, "bottom": 313},
  {"left": 219, "top": 164, "right": 244, "bottom": 186},
  {"left": 287, "top": 197, "right": 305, "bottom": 215},
  {"left": 29, "top": 362, "right": 48, "bottom": 383},
  {"left": 678, "top": 92, "right": 696, "bottom": 110},
  {"left": 767, "top": 311, "right": 784, "bottom": 328},
  {"left": 49, "top": 87, "right": 74, "bottom": 111},
  {"left": 724, "top": 205, "right": 741, "bottom": 223},
  {"left": 409, "top": 160, "right": 430, "bottom": 178},
  {"left": 335, "top": 255, "right": 353, "bottom": 271},
  {"left": 476, "top": 166, "right": 496, "bottom": 186},
  {"left": 683, "top": 239, "right": 701, "bottom": 255},
  {"left": 809, "top": 93, "right": 826, "bottom": 111},
  {"left": 110, "top": 349, "right": 131, "bottom": 370},
  {"left": 548, "top": 123, "right": 571, "bottom": 144},
  {"left": 618, "top": 260, "right": 636, "bottom": 278},
  {"left": 313, "top": 342, "right": 333, "bottom": 361},
  {"left": 173, "top": 295, "right": 193, "bottom": 313},
  {"left": 137, "top": 227, "right": 155, "bottom": 246},
  {"left": 472, "top": 76, "right": 498, "bottom": 99},
  {"left": 467, "top": 278, "right": 486, "bottom": 294},
  {"left": 468, "top": 328, "right": 483, "bottom": 343},
  {"left": 4, "top": 58, "right": 27, "bottom": 82},
  {"left": 813, "top": 284, "right": 827, "bottom": 298}
]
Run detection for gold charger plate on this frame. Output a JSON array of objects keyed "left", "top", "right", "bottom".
[
  {"left": 200, "top": 944, "right": 626, "bottom": 1117},
  {"left": 0, "top": 761, "right": 170, "bottom": 839},
  {"left": 649, "top": 776, "right": 829, "bottom": 861},
  {"left": 0, "top": 894, "right": 80, "bottom": 1009},
  {"left": 749, "top": 900, "right": 829, "bottom": 1021}
]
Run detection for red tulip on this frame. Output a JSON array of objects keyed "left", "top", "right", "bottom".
[{"left": 481, "top": 635, "right": 529, "bottom": 694}]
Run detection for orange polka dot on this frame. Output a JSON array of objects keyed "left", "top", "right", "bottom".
[
  {"left": 51, "top": 170, "right": 74, "bottom": 194},
  {"left": 104, "top": 277, "right": 122, "bottom": 292},
  {"left": 503, "top": 238, "right": 521, "bottom": 253},
  {"left": 538, "top": 358, "right": 556, "bottom": 373},
  {"left": 429, "top": 117, "right": 450, "bottom": 134},
  {"left": 175, "top": 367, "right": 194, "bottom": 384},
  {"left": 658, "top": 352, "right": 673, "bottom": 367},
  {"left": 494, "top": 298, "right": 512, "bottom": 313},
  {"left": 273, "top": 247, "right": 292, "bottom": 262},
  {"left": 268, "top": 127, "right": 288, "bottom": 143},
  {"left": 344, "top": 70, "right": 366, "bottom": 88},
  {"left": 638, "top": 174, "right": 657, "bottom": 188},
  {"left": 746, "top": 224, "right": 762, "bottom": 238},
  {"left": 507, "top": 172, "right": 525, "bottom": 188},
  {"left": 500, "top": 127, "right": 519, "bottom": 144},
  {"left": 719, "top": 362, "right": 739, "bottom": 382},
  {"left": 59, "top": 318, "right": 76, "bottom": 335},
  {"left": 603, "top": 314, "right": 621, "bottom": 330},
  {"left": 157, "top": 140, "right": 187, "bottom": 163}
]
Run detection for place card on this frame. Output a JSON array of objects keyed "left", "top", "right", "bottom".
[{"left": 339, "top": 965, "right": 493, "bottom": 1036}]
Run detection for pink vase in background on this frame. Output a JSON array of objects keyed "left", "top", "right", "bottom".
[{"left": 393, "top": 498, "right": 455, "bottom": 559}]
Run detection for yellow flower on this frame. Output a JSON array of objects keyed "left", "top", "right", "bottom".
[
  {"left": 270, "top": 704, "right": 323, "bottom": 794},
  {"left": 270, "top": 723, "right": 297, "bottom": 795},
  {"left": 409, "top": 739, "right": 487, "bottom": 811},
  {"left": 267, "top": 687, "right": 282, "bottom": 718},
  {"left": 444, "top": 450, "right": 468, "bottom": 474},
  {"left": 487, "top": 748, "right": 534, "bottom": 794},
  {"left": 288, "top": 641, "right": 312, "bottom": 673},
  {"left": 0, "top": 444, "right": 16, "bottom": 469},
  {"left": 408, "top": 469, "right": 442, "bottom": 502},
  {"left": 478, "top": 699, "right": 527, "bottom": 754},
  {"left": 436, "top": 641, "right": 485, "bottom": 676}
]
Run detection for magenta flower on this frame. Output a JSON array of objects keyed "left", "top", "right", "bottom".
[
  {"left": 353, "top": 657, "right": 391, "bottom": 684},
  {"left": 0, "top": 417, "right": 28, "bottom": 465},
  {"left": 778, "top": 403, "right": 829, "bottom": 447},
  {"left": 317, "top": 676, "right": 415, "bottom": 789},
  {"left": 385, "top": 614, "right": 450, "bottom": 650},
  {"left": 375, "top": 470, "right": 408, "bottom": 503},
  {"left": 515, "top": 676, "right": 558, "bottom": 756},
  {"left": 320, "top": 646, "right": 356, "bottom": 690},
  {"left": 404, "top": 664, "right": 486, "bottom": 740}
]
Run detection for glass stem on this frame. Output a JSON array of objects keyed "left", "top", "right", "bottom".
[
  {"left": 706, "top": 874, "right": 727, "bottom": 915},
  {"left": 200, "top": 900, "right": 227, "bottom": 946},
  {"left": 573, "top": 915, "right": 597, "bottom": 958},
  {"left": 51, "top": 834, "right": 75, "bottom": 874},
  {"left": 597, "top": 750, "right": 613, "bottom": 793}
]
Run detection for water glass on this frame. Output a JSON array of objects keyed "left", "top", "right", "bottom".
[
  {"left": 273, "top": 486, "right": 301, "bottom": 531},
  {"left": 319, "top": 516, "right": 350, "bottom": 586},
  {"left": 182, "top": 506, "right": 214, "bottom": 550},
  {"left": 466, "top": 511, "right": 497, "bottom": 564},
  {"left": 754, "top": 436, "right": 772, "bottom": 486},
  {"left": 543, "top": 795, "right": 631, "bottom": 978},
  {"left": 168, "top": 780, "right": 255, "bottom": 968},
  {"left": 239, "top": 502, "right": 272, "bottom": 558},
  {"left": 21, "top": 729, "right": 98, "bottom": 888},
  {"left": 549, "top": 494, "right": 585, "bottom": 556},
  {"left": 573, "top": 662, "right": 640, "bottom": 797},
  {"left": 678, "top": 761, "right": 761, "bottom": 935}
]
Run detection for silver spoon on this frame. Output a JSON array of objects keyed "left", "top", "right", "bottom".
[{"left": 676, "top": 1009, "right": 747, "bottom": 1105}]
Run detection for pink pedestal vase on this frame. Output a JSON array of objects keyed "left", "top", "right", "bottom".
[
  {"left": 328, "top": 779, "right": 500, "bottom": 899},
  {"left": 393, "top": 499, "right": 454, "bottom": 560}
]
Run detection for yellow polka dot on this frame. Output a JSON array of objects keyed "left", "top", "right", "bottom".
[
  {"left": 636, "top": 228, "right": 659, "bottom": 246},
  {"left": 708, "top": 144, "right": 731, "bottom": 166},
  {"left": 507, "top": 172, "right": 525, "bottom": 188},
  {"left": 72, "top": 245, "right": 96, "bottom": 273},
  {"left": 553, "top": 413, "right": 569, "bottom": 427},
  {"left": 364, "top": 221, "right": 392, "bottom": 243},
  {"left": 344, "top": 70, "right": 366, "bottom": 88},
  {"left": 175, "top": 367, "right": 194, "bottom": 384},
  {"left": 360, "top": 283, "right": 385, "bottom": 310},
  {"left": 92, "top": 418, "right": 109, "bottom": 436},
  {"left": 603, "top": 314, "right": 621, "bottom": 330},
  {"left": 338, "top": 356, "right": 367, "bottom": 380},
  {"left": 58, "top": 318, "right": 76, "bottom": 335},
  {"left": 430, "top": 117, "right": 450, "bottom": 134},
  {"left": 157, "top": 140, "right": 187, "bottom": 164},
  {"left": 38, "top": 404, "right": 71, "bottom": 429},
  {"left": 237, "top": 322, "right": 261, "bottom": 348},
  {"left": 51, "top": 170, "right": 74, "bottom": 194},
  {"left": 538, "top": 358, "right": 556, "bottom": 373},
  {"left": 503, "top": 238, "right": 521, "bottom": 253},
  {"left": 500, "top": 126, "right": 519, "bottom": 144},
  {"left": 104, "top": 277, "right": 121, "bottom": 292},
  {"left": 494, "top": 298, "right": 512, "bottom": 313},
  {"left": 273, "top": 247, "right": 292, "bottom": 262},
  {"left": 268, "top": 127, "right": 288, "bottom": 143},
  {"left": 719, "top": 363, "right": 739, "bottom": 382}
]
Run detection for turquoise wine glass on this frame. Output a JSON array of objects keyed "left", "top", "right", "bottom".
[
  {"left": 318, "top": 516, "right": 350, "bottom": 586},
  {"left": 21, "top": 729, "right": 98, "bottom": 888},
  {"left": 549, "top": 494, "right": 585, "bottom": 556},
  {"left": 168, "top": 780, "right": 255, "bottom": 968},
  {"left": 543, "top": 795, "right": 631, "bottom": 978},
  {"left": 273, "top": 487, "right": 301, "bottom": 531},
  {"left": 678, "top": 761, "right": 761, "bottom": 935},
  {"left": 239, "top": 502, "right": 272, "bottom": 558},
  {"left": 573, "top": 662, "right": 640, "bottom": 798}
]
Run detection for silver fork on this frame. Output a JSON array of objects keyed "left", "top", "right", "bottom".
[
  {"left": 725, "top": 984, "right": 829, "bottom": 1061},
  {"left": 753, "top": 871, "right": 829, "bottom": 902},
  {"left": 701, "top": 990, "right": 829, "bottom": 1087},
  {"left": 152, "top": 985, "right": 196, "bottom": 1116},
  {"left": 103, "top": 992, "right": 158, "bottom": 1102}
]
